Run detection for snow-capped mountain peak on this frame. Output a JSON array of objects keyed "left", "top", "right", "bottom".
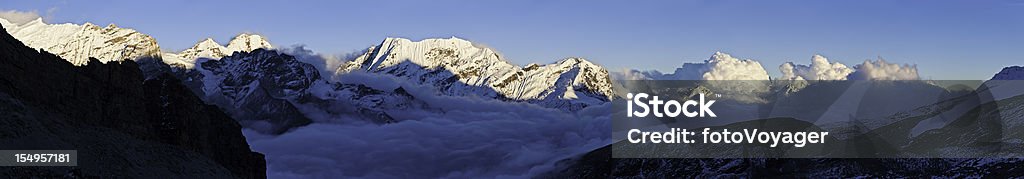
[
  {"left": 198, "top": 38, "right": 219, "bottom": 46},
  {"left": 192, "top": 38, "right": 226, "bottom": 55},
  {"left": 162, "top": 38, "right": 229, "bottom": 68},
  {"left": 163, "top": 33, "right": 274, "bottom": 68},
  {"left": 337, "top": 37, "right": 614, "bottom": 110},
  {"left": 227, "top": 33, "right": 272, "bottom": 52},
  {"left": 350, "top": 37, "right": 504, "bottom": 72},
  {"left": 0, "top": 17, "right": 161, "bottom": 65}
]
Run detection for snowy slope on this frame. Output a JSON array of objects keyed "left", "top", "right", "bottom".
[
  {"left": 180, "top": 49, "right": 316, "bottom": 134},
  {"left": 336, "top": 37, "right": 614, "bottom": 110},
  {"left": 174, "top": 37, "right": 618, "bottom": 132},
  {"left": 0, "top": 17, "right": 271, "bottom": 68},
  {"left": 178, "top": 48, "right": 429, "bottom": 132},
  {"left": 0, "top": 17, "right": 160, "bottom": 65},
  {"left": 163, "top": 34, "right": 273, "bottom": 68},
  {"left": 227, "top": 34, "right": 272, "bottom": 52}
]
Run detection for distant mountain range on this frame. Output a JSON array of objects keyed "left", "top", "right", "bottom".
[
  {"left": 0, "top": 21, "right": 264, "bottom": 178},
  {"left": 161, "top": 33, "right": 273, "bottom": 69},
  {"left": 1, "top": 18, "right": 618, "bottom": 133},
  {"left": 4, "top": 17, "right": 1024, "bottom": 177},
  {"left": 0, "top": 17, "right": 159, "bottom": 66},
  {"left": 337, "top": 37, "right": 614, "bottom": 110}
]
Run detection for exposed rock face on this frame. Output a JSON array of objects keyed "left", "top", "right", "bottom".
[
  {"left": 0, "top": 24, "right": 265, "bottom": 178},
  {"left": 226, "top": 34, "right": 273, "bottom": 52},
  {"left": 180, "top": 49, "right": 316, "bottom": 134},
  {"left": 162, "top": 34, "right": 274, "bottom": 69},
  {"left": 160, "top": 37, "right": 619, "bottom": 133},
  {"left": 170, "top": 48, "right": 444, "bottom": 133},
  {"left": 337, "top": 37, "right": 614, "bottom": 111},
  {"left": 143, "top": 74, "right": 268, "bottom": 178},
  {"left": 0, "top": 16, "right": 272, "bottom": 71},
  {"left": 0, "top": 18, "right": 160, "bottom": 66}
]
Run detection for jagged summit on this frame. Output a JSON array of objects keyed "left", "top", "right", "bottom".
[
  {"left": 2, "top": 14, "right": 613, "bottom": 112},
  {"left": 188, "top": 38, "right": 229, "bottom": 57},
  {"left": 0, "top": 17, "right": 268, "bottom": 68},
  {"left": 0, "top": 23, "right": 266, "bottom": 178},
  {"left": 346, "top": 37, "right": 508, "bottom": 71},
  {"left": 227, "top": 33, "right": 273, "bottom": 52},
  {"left": 163, "top": 33, "right": 273, "bottom": 68},
  {"left": 0, "top": 15, "right": 274, "bottom": 68},
  {"left": 337, "top": 37, "right": 614, "bottom": 110},
  {"left": 0, "top": 16, "right": 160, "bottom": 65},
  {"left": 180, "top": 49, "right": 316, "bottom": 133},
  {"left": 199, "top": 38, "right": 218, "bottom": 45}
]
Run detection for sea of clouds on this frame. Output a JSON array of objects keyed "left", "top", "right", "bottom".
[
  {"left": 247, "top": 49, "right": 922, "bottom": 178},
  {"left": 241, "top": 60, "right": 613, "bottom": 178}
]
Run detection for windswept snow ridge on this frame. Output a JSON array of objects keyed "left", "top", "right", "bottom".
[
  {"left": 336, "top": 37, "right": 614, "bottom": 110},
  {"left": 0, "top": 17, "right": 159, "bottom": 65}
]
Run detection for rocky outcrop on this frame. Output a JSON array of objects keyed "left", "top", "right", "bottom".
[
  {"left": 180, "top": 49, "right": 316, "bottom": 134},
  {"left": 0, "top": 24, "right": 265, "bottom": 178},
  {"left": 143, "top": 74, "right": 267, "bottom": 178},
  {"left": 337, "top": 37, "right": 614, "bottom": 111}
]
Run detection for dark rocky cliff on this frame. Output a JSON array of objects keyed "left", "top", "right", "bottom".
[{"left": 0, "top": 24, "right": 265, "bottom": 178}]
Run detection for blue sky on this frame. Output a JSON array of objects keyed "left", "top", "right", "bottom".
[{"left": 4, "top": 0, "right": 1023, "bottom": 79}]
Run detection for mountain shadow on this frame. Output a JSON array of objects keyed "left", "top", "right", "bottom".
[
  {"left": 145, "top": 48, "right": 610, "bottom": 134},
  {"left": 0, "top": 24, "right": 265, "bottom": 178}
]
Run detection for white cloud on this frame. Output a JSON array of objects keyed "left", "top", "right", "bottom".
[
  {"left": 245, "top": 72, "right": 612, "bottom": 178},
  {"left": 612, "top": 52, "right": 771, "bottom": 102},
  {"left": 620, "top": 52, "right": 770, "bottom": 81},
  {"left": 0, "top": 10, "right": 42, "bottom": 25},
  {"left": 700, "top": 52, "right": 770, "bottom": 80},
  {"left": 779, "top": 55, "right": 854, "bottom": 80},
  {"left": 849, "top": 59, "right": 920, "bottom": 80},
  {"left": 279, "top": 45, "right": 349, "bottom": 80},
  {"left": 611, "top": 68, "right": 659, "bottom": 80},
  {"left": 779, "top": 63, "right": 799, "bottom": 80},
  {"left": 679, "top": 52, "right": 772, "bottom": 102}
]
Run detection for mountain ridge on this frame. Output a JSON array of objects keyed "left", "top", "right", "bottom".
[
  {"left": 337, "top": 37, "right": 614, "bottom": 110},
  {"left": 0, "top": 17, "right": 160, "bottom": 66},
  {"left": 162, "top": 33, "right": 273, "bottom": 68},
  {"left": 0, "top": 23, "right": 266, "bottom": 178}
]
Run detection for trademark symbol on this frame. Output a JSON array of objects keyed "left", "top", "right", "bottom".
[{"left": 715, "top": 94, "right": 722, "bottom": 98}]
